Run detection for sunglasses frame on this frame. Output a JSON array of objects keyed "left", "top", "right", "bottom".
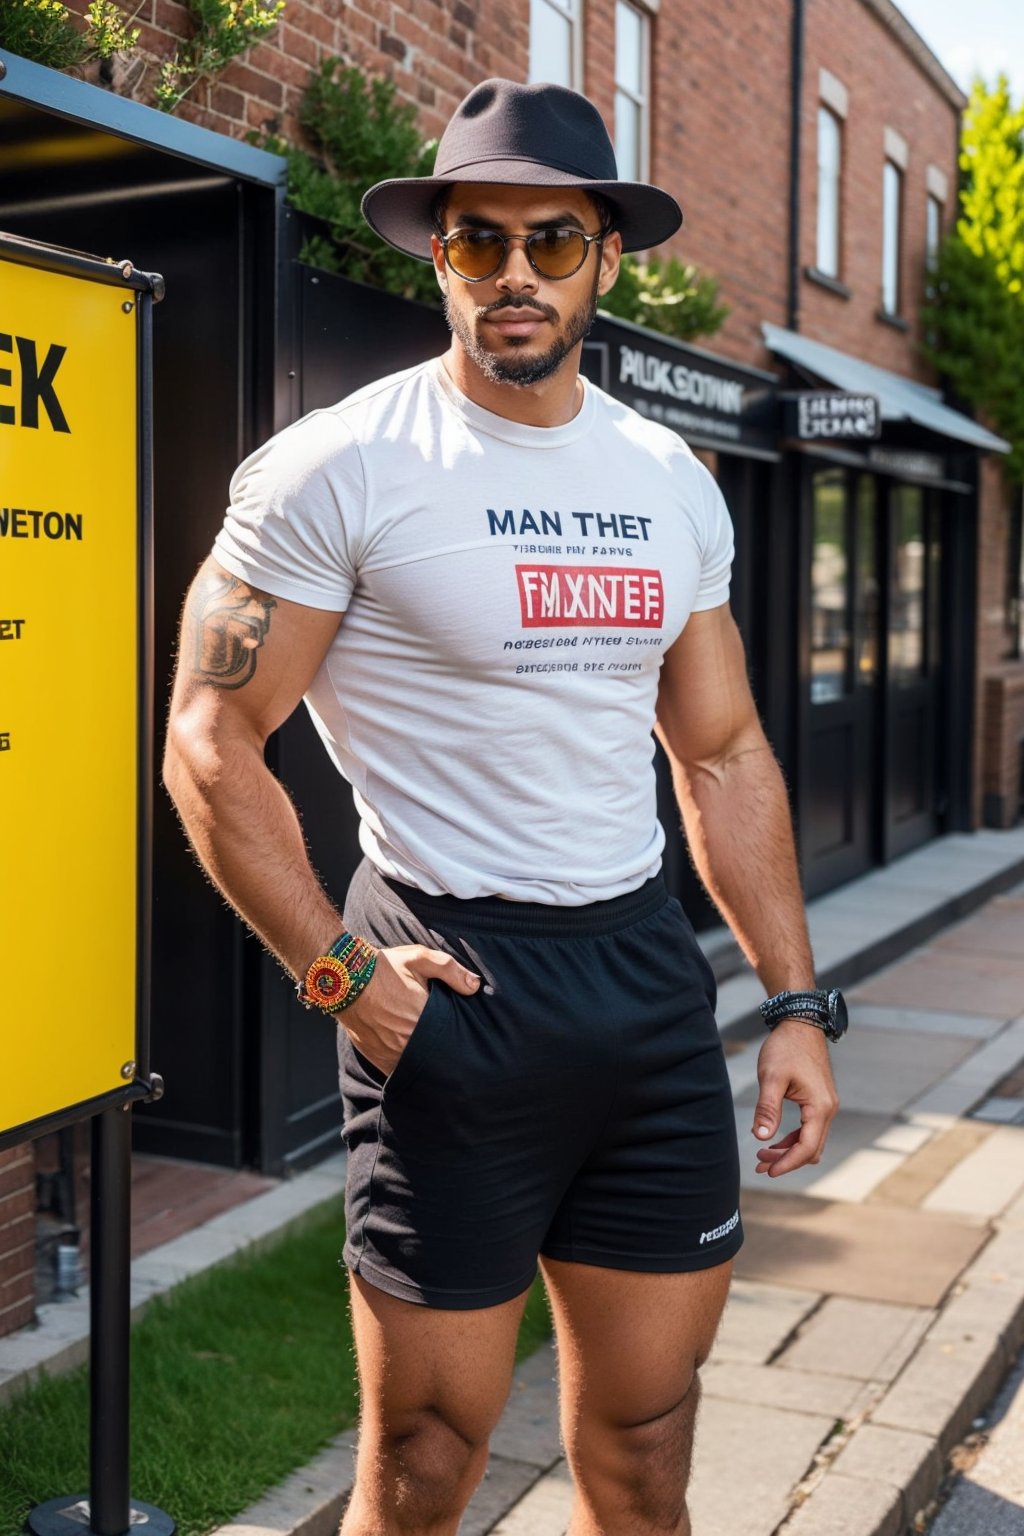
[{"left": 439, "top": 226, "right": 605, "bottom": 282}]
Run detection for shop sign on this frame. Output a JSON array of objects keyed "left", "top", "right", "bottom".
[
  {"left": 0, "top": 236, "right": 157, "bottom": 1146},
  {"left": 868, "top": 446, "right": 946, "bottom": 482},
  {"left": 583, "top": 317, "right": 779, "bottom": 459},
  {"left": 784, "top": 391, "right": 881, "bottom": 441}
]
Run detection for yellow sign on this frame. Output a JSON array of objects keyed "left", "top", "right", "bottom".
[{"left": 1, "top": 253, "right": 139, "bottom": 1137}]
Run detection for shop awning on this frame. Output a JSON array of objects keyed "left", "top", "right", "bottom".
[{"left": 762, "top": 322, "right": 1009, "bottom": 453}]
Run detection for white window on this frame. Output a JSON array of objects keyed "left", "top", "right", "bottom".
[
  {"left": 816, "top": 106, "right": 842, "bottom": 277},
  {"left": 926, "top": 193, "right": 942, "bottom": 265},
  {"left": 614, "top": 0, "right": 649, "bottom": 181},
  {"left": 881, "top": 159, "right": 903, "bottom": 314},
  {"left": 529, "top": 0, "right": 580, "bottom": 89}
]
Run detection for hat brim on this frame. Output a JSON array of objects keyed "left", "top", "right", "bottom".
[{"left": 361, "top": 162, "right": 683, "bottom": 259}]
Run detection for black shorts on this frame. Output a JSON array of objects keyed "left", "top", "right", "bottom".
[{"left": 338, "top": 859, "right": 743, "bottom": 1309}]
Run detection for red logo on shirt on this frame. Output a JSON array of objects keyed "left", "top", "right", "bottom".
[{"left": 516, "top": 566, "right": 664, "bottom": 628}]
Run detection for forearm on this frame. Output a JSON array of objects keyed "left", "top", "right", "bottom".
[
  {"left": 163, "top": 723, "right": 342, "bottom": 981},
  {"left": 670, "top": 734, "right": 815, "bottom": 993}
]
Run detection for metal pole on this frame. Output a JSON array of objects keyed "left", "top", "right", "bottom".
[{"left": 89, "top": 1105, "right": 132, "bottom": 1536}]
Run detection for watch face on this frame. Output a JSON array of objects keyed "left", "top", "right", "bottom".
[{"left": 828, "top": 989, "right": 849, "bottom": 1040}]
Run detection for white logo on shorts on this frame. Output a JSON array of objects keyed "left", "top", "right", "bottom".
[{"left": 699, "top": 1209, "right": 740, "bottom": 1245}]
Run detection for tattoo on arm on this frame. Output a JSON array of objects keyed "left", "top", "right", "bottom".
[{"left": 189, "top": 571, "right": 277, "bottom": 689}]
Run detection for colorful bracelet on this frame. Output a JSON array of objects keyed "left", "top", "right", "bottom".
[{"left": 296, "top": 931, "right": 379, "bottom": 1015}]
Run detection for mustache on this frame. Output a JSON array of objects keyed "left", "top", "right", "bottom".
[{"left": 478, "top": 296, "right": 559, "bottom": 323}]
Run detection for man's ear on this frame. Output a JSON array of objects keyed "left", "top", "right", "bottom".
[
  {"left": 597, "top": 230, "right": 623, "bottom": 298},
  {"left": 430, "top": 232, "right": 448, "bottom": 289}
]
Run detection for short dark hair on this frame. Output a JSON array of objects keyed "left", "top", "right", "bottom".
[{"left": 429, "top": 186, "right": 616, "bottom": 238}]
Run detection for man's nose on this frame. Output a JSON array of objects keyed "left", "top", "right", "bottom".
[{"left": 495, "top": 237, "right": 539, "bottom": 293}]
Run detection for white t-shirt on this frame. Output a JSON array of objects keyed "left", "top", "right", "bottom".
[{"left": 214, "top": 357, "right": 734, "bottom": 904}]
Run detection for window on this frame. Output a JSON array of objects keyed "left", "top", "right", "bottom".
[
  {"left": 529, "top": 0, "right": 580, "bottom": 89},
  {"left": 881, "top": 159, "right": 903, "bottom": 314},
  {"left": 890, "top": 485, "right": 927, "bottom": 684},
  {"left": 816, "top": 106, "right": 842, "bottom": 278},
  {"left": 615, "top": 1, "right": 649, "bottom": 181},
  {"left": 811, "top": 470, "right": 851, "bottom": 703},
  {"left": 926, "top": 193, "right": 942, "bottom": 266}
]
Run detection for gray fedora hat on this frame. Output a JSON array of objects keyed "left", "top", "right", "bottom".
[{"left": 361, "top": 77, "right": 683, "bottom": 258}]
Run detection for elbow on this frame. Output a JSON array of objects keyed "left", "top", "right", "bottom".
[{"left": 162, "top": 709, "right": 222, "bottom": 820}]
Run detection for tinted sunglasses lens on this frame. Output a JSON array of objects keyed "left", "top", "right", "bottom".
[
  {"left": 528, "top": 230, "right": 587, "bottom": 276},
  {"left": 446, "top": 231, "right": 505, "bottom": 278}
]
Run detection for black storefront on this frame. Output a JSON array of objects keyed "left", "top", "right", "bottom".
[
  {"left": 1, "top": 53, "right": 1008, "bottom": 1175},
  {"left": 761, "top": 322, "right": 1008, "bottom": 897}
]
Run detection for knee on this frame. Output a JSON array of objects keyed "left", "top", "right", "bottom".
[
  {"left": 371, "top": 1405, "right": 490, "bottom": 1523},
  {"left": 581, "top": 1374, "right": 702, "bottom": 1531}
]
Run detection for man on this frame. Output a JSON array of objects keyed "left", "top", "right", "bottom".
[{"left": 164, "top": 79, "right": 841, "bottom": 1536}]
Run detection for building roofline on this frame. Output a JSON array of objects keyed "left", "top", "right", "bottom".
[{"left": 858, "top": 0, "right": 968, "bottom": 112}]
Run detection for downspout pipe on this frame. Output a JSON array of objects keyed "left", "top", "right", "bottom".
[{"left": 788, "top": 0, "right": 805, "bottom": 331}]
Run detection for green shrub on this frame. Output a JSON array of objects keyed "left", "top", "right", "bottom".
[{"left": 0, "top": 0, "right": 139, "bottom": 70}]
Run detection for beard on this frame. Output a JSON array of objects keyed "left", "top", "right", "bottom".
[{"left": 443, "top": 271, "right": 600, "bottom": 387}]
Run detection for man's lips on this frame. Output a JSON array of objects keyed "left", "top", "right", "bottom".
[{"left": 484, "top": 309, "right": 550, "bottom": 338}]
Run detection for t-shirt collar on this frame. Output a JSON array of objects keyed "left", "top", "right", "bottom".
[{"left": 429, "top": 356, "right": 595, "bottom": 448}]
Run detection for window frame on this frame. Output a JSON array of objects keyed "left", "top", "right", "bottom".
[
  {"left": 528, "top": 0, "right": 583, "bottom": 91},
  {"left": 613, "top": 0, "right": 651, "bottom": 183}
]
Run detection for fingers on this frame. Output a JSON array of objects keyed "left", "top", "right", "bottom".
[
  {"left": 409, "top": 946, "right": 482, "bottom": 996},
  {"left": 752, "top": 1076, "right": 784, "bottom": 1144},
  {"left": 755, "top": 1106, "right": 834, "bottom": 1177}
]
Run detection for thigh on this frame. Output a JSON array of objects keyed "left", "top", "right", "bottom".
[
  {"left": 540, "top": 1255, "right": 733, "bottom": 1429},
  {"left": 349, "top": 1271, "right": 529, "bottom": 1444}
]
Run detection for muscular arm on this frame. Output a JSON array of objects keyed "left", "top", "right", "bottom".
[
  {"left": 164, "top": 556, "right": 479, "bottom": 1071},
  {"left": 163, "top": 556, "right": 346, "bottom": 975},
  {"left": 655, "top": 603, "right": 839, "bottom": 1176},
  {"left": 655, "top": 605, "right": 813, "bottom": 993}
]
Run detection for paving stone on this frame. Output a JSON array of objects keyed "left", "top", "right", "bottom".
[
  {"left": 933, "top": 901, "right": 1024, "bottom": 960},
  {"left": 906, "top": 1017, "right": 1024, "bottom": 1117},
  {"left": 488, "top": 1459, "right": 574, "bottom": 1535},
  {"left": 827, "top": 1028, "right": 981, "bottom": 1115},
  {"left": 737, "top": 1191, "right": 989, "bottom": 1307},
  {"left": 830, "top": 1424, "right": 941, "bottom": 1523},
  {"left": 805, "top": 1146, "right": 910, "bottom": 1203},
  {"left": 689, "top": 1398, "right": 834, "bottom": 1536},
  {"left": 781, "top": 1471, "right": 902, "bottom": 1536},
  {"left": 868, "top": 1121, "right": 994, "bottom": 1209},
  {"left": 848, "top": 1005, "right": 1004, "bottom": 1040},
  {"left": 462, "top": 1457, "right": 552, "bottom": 1536},
  {"left": 711, "top": 1278, "right": 822, "bottom": 1365},
  {"left": 924, "top": 1125, "right": 1024, "bottom": 1218},
  {"left": 873, "top": 1333, "right": 1007, "bottom": 1453},
  {"left": 488, "top": 1341, "right": 563, "bottom": 1468},
  {"left": 929, "top": 1347, "right": 1024, "bottom": 1534},
  {"left": 701, "top": 1359, "right": 876, "bottom": 1419},
  {"left": 776, "top": 1297, "right": 934, "bottom": 1382},
  {"left": 853, "top": 951, "right": 1024, "bottom": 1019}
]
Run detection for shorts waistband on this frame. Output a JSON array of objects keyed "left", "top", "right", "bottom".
[{"left": 374, "top": 867, "right": 669, "bottom": 939}]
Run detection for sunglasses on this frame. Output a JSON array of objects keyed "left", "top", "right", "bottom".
[{"left": 440, "top": 226, "right": 605, "bottom": 282}]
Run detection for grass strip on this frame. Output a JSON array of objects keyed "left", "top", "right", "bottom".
[{"left": 0, "top": 1198, "right": 552, "bottom": 1536}]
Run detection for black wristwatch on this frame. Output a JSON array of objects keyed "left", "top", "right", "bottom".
[{"left": 759, "top": 988, "right": 848, "bottom": 1043}]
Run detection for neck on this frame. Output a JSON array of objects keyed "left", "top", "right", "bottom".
[{"left": 443, "top": 342, "right": 585, "bottom": 427}]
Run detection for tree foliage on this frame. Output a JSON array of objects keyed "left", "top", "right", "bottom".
[
  {"left": 924, "top": 76, "right": 1024, "bottom": 482},
  {"left": 274, "top": 58, "right": 728, "bottom": 340}
]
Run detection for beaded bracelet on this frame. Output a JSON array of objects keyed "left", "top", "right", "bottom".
[{"left": 296, "top": 931, "right": 379, "bottom": 1015}]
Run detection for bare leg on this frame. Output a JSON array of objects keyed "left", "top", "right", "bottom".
[
  {"left": 340, "top": 1273, "right": 530, "bottom": 1536},
  {"left": 540, "top": 1255, "right": 733, "bottom": 1536}
]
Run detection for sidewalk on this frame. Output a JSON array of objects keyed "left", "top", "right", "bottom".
[{"left": 4, "top": 829, "right": 1024, "bottom": 1536}]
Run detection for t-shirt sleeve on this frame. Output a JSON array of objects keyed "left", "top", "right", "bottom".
[
  {"left": 691, "top": 458, "right": 735, "bottom": 612},
  {"left": 213, "top": 412, "right": 365, "bottom": 612}
]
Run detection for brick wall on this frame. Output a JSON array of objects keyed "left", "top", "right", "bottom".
[
  {"left": 0, "top": 1145, "right": 36, "bottom": 1337},
  {"left": 68, "top": 0, "right": 527, "bottom": 147},
  {"left": 799, "top": 0, "right": 959, "bottom": 381}
]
